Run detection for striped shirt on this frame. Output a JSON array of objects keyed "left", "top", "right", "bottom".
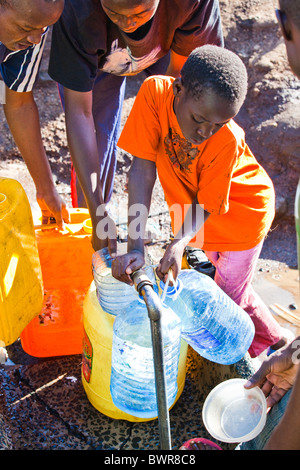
[{"left": 0, "top": 28, "right": 48, "bottom": 92}]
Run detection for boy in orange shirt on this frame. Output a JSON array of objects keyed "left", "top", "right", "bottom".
[{"left": 111, "top": 45, "right": 290, "bottom": 357}]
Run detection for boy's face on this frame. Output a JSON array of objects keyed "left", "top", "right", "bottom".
[
  {"left": 101, "top": 0, "right": 160, "bottom": 33},
  {"left": 173, "top": 79, "right": 239, "bottom": 146},
  {"left": 0, "top": 0, "right": 63, "bottom": 51}
]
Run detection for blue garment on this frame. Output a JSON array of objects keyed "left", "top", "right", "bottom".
[
  {"left": 58, "top": 54, "right": 170, "bottom": 205},
  {"left": 49, "top": 0, "right": 224, "bottom": 206},
  {"left": 0, "top": 44, "right": 6, "bottom": 64},
  {"left": 0, "top": 29, "right": 48, "bottom": 92}
]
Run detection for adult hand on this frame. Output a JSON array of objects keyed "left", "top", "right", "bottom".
[
  {"left": 111, "top": 250, "right": 145, "bottom": 285},
  {"left": 245, "top": 338, "right": 300, "bottom": 408},
  {"left": 36, "top": 187, "right": 70, "bottom": 229}
]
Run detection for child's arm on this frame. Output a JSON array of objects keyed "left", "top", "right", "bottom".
[
  {"left": 157, "top": 198, "right": 210, "bottom": 282},
  {"left": 112, "top": 157, "right": 157, "bottom": 285}
]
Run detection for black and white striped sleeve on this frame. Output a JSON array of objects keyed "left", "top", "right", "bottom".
[{"left": 0, "top": 29, "right": 48, "bottom": 92}]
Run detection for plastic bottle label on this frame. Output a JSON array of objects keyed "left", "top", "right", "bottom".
[{"left": 82, "top": 329, "right": 93, "bottom": 383}]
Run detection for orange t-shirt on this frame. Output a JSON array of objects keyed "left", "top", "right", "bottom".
[{"left": 117, "top": 76, "right": 275, "bottom": 251}]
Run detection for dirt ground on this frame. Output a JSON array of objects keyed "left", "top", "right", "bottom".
[{"left": 0, "top": 0, "right": 299, "bottom": 271}]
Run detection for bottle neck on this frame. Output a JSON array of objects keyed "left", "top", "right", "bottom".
[{"left": 160, "top": 277, "right": 183, "bottom": 300}]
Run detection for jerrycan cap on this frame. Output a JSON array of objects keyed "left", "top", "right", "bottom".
[{"left": 82, "top": 218, "right": 92, "bottom": 234}]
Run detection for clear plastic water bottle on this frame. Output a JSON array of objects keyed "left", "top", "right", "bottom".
[
  {"left": 92, "top": 249, "right": 159, "bottom": 315},
  {"left": 160, "top": 269, "right": 255, "bottom": 365},
  {"left": 92, "top": 248, "right": 138, "bottom": 315},
  {"left": 110, "top": 297, "right": 181, "bottom": 418}
]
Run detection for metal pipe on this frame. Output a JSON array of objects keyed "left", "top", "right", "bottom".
[{"left": 131, "top": 269, "right": 172, "bottom": 451}]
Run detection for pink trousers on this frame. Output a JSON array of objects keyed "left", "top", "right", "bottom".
[{"left": 205, "top": 241, "right": 282, "bottom": 358}]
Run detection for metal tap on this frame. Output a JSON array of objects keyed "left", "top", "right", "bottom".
[{"left": 131, "top": 269, "right": 172, "bottom": 451}]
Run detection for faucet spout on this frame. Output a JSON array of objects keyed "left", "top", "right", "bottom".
[{"left": 131, "top": 269, "right": 163, "bottom": 321}]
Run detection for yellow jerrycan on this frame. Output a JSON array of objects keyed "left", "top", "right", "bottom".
[
  {"left": 82, "top": 275, "right": 188, "bottom": 422},
  {"left": 0, "top": 177, "right": 43, "bottom": 346}
]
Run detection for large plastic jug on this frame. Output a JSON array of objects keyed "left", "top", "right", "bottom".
[
  {"left": 160, "top": 269, "right": 255, "bottom": 365},
  {"left": 110, "top": 297, "right": 181, "bottom": 419},
  {"left": 20, "top": 208, "right": 94, "bottom": 357},
  {"left": 82, "top": 281, "right": 188, "bottom": 421},
  {"left": 0, "top": 177, "right": 43, "bottom": 346},
  {"left": 92, "top": 248, "right": 139, "bottom": 315}
]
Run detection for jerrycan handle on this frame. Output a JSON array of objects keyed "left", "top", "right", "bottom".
[
  {"left": 34, "top": 223, "right": 59, "bottom": 230},
  {"left": 34, "top": 217, "right": 92, "bottom": 235},
  {"left": 34, "top": 223, "right": 74, "bottom": 234}
]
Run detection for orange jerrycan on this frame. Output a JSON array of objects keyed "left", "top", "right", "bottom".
[
  {"left": 20, "top": 208, "right": 94, "bottom": 357},
  {"left": 82, "top": 252, "right": 188, "bottom": 422},
  {"left": 0, "top": 177, "right": 43, "bottom": 346}
]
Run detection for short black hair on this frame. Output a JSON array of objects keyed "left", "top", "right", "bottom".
[
  {"left": 181, "top": 45, "right": 248, "bottom": 106},
  {"left": 279, "top": 0, "right": 300, "bottom": 30}
]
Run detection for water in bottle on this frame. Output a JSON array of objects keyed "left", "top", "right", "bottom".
[
  {"left": 92, "top": 248, "right": 139, "bottom": 315},
  {"left": 160, "top": 269, "right": 255, "bottom": 364},
  {"left": 93, "top": 249, "right": 159, "bottom": 315},
  {"left": 110, "top": 297, "right": 181, "bottom": 418}
]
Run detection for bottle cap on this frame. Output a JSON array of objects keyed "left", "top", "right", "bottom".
[{"left": 160, "top": 278, "right": 182, "bottom": 298}]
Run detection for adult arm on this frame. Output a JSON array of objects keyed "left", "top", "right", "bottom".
[
  {"left": 264, "top": 365, "right": 300, "bottom": 450},
  {"left": 3, "top": 87, "right": 69, "bottom": 228},
  {"left": 166, "top": 50, "right": 188, "bottom": 78},
  {"left": 63, "top": 86, "right": 117, "bottom": 254},
  {"left": 245, "top": 336, "right": 300, "bottom": 408},
  {"left": 111, "top": 157, "right": 157, "bottom": 285}
]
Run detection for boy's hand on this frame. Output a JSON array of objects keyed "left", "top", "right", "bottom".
[
  {"left": 156, "top": 239, "right": 186, "bottom": 283},
  {"left": 112, "top": 250, "right": 145, "bottom": 285}
]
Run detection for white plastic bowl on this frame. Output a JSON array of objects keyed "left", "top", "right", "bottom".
[{"left": 202, "top": 378, "right": 267, "bottom": 443}]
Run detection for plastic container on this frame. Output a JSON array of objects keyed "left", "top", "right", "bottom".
[
  {"left": 92, "top": 248, "right": 140, "bottom": 315},
  {"left": 20, "top": 208, "right": 94, "bottom": 357},
  {"left": 110, "top": 296, "right": 182, "bottom": 418},
  {"left": 160, "top": 269, "right": 255, "bottom": 364},
  {"left": 82, "top": 281, "right": 188, "bottom": 421},
  {"left": 0, "top": 177, "right": 43, "bottom": 346},
  {"left": 202, "top": 378, "right": 267, "bottom": 443}
]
